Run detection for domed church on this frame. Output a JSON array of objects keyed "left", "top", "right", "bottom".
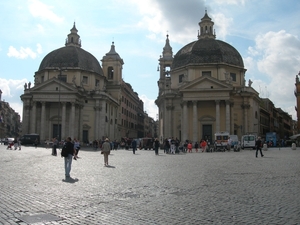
[
  {"left": 21, "top": 23, "right": 144, "bottom": 143},
  {"left": 155, "top": 11, "right": 260, "bottom": 143}
]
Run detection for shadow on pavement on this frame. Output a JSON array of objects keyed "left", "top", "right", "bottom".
[{"left": 62, "top": 177, "right": 79, "bottom": 183}]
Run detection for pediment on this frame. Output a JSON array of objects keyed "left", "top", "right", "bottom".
[
  {"left": 30, "top": 78, "right": 77, "bottom": 93},
  {"left": 180, "top": 76, "right": 232, "bottom": 91}
]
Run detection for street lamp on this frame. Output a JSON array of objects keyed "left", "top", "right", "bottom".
[{"left": 56, "top": 68, "right": 66, "bottom": 141}]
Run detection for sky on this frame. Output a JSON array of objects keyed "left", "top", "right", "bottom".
[{"left": 0, "top": 0, "right": 300, "bottom": 122}]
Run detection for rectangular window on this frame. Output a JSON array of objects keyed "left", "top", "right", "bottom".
[
  {"left": 82, "top": 76, "right": 88, "bottom": 84},
  {"left": 58, "top": 75, "right": 67, "bottom": 82},
  {"left": 95, "top": 79, "right": 99, "bottom": 87},
  {"left": 202, "top": 71, "right": 211, "bottom": 76},
  {"left": 179, "top": 74, "right": 184, "bottom": 83},
  {"left": 230, "top": 73, "right": 236, "bottom": 82}
]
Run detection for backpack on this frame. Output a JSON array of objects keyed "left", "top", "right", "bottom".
[{"left": 61, "top": 144, "right": 69, "bottom": 157}]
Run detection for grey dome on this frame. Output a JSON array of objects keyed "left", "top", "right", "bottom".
[
  {"left": 38, "top": 46, "right": 103, "bottom": 75},
  {"left": 172, "top": 39, "right": 244, "bottom": 70}
]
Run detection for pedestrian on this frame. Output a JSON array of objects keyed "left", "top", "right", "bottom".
[
  {"left": 200, "top": 139, "right": 207, "bottom": 152},
  {"left": 101, "top": 138, "right": 111, "bottom": 166},
  {"left": 194, "top": 141, "right": 199, "bottom": 153},
  {"left": 17, "top": 138, "right": 21, "bottom": 150},
  {"left": 227, "top": 137, "right": 232, "bottom": 151},
  {"left": 187, "top": 142, "right": 193, "bottom": 153},
  {"left": 255, "top": 136, "right": 264, "bottom": 158},
  {"left": 13, "top": 138, "right": 18, "bottom": 150},
  {"left": 154, "top": 138, "right": 160, "bottom": 155},
  {"left": 132, "top": 139, "right": 137, "bottom": 154},
  {"left": 170, "top": 138, "right": 176, "bottom": 154},
  {"left": 73, "top": 138, "right": 80, "bottom": 160},
  {"left": 34, "top": 138, "right": 38, "bottom": 148},
  {"left": 164, "top": 138, "right": 170, "bottom": 154},
  {"left": 52, "top": 137, "right": 58, "bottom": 156},
  {"left": 62, "top": 137, "right": 76, "bottom": 179}
]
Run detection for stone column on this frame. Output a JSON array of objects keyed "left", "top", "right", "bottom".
[
  {"left": 225, "top": 100, "right": 230, "bottom": 133},
  {"left": 99, "top": 100, "right": 106, "bottom": 140},
  {"left": 215, "top": 100, "right": 220, "bottom": 132},
  {"left": 70, "top": 102, "right": 75, "bottom": 138},
  {"left": 23, "top": 101, "right": 31, "bottom": 135},
  {"left": 166, "top": 105, "right": 173, "bottom": 138},
  {"left": 61, "top": 102, "right": 66, "bottom": 140},
  {"left": 242, "top": 104, "right": 250, "bottom": 134},
  {"left": 230, "top": 102, "right": 234, "bottom": 134},
  {"left": 182, "top": 101, "right": 188, "bottom": 141},
  {"left": 79, "top": 105, "right": 83, "bottom": 142},
  {"left": 31, "top": 101, "right": 36, "bottom": 134},
  {"left": 94, "top": 105, "right": 100, "bottom": 139},
  {"left": 192, "top": 101, "right": 198, "bottom": 142},
  {"left": 40, "top": 102, "right": 46, "bottom": 141}
]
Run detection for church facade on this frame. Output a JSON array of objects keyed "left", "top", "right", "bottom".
[
  {"left": 155, "top": 11, "right": 260, "bottom": 143},
  {"left": 21, "top": 23, "right": 144, "bottom": 143}
]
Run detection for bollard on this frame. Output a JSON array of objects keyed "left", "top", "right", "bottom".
[
  {"left": 292, "top": 143, "right": 296, "bottom": 150},
  {"left": 263, "top": 143, "right": 268, "bottom": 151}
]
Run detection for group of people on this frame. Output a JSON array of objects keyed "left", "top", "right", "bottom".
[
  {"left": 162, "top": 138, "right": 209, "bottom": 154},
  {"left": 6, "top": 138, "right": 21, "bottom": 150},
  {"left": 59, "top": 136, "right": 112, "bottom": 179}
]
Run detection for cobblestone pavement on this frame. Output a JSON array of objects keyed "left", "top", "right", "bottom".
[{"left": 0, "top": 144, "right": 299, "bottom": 225}]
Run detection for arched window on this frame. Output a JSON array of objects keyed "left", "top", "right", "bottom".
[{"left": 108, "top": 67, "right": 114, "bottom": 79}]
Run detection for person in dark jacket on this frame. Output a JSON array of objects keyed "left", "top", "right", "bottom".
[
  {"left": 255, "top": 136, "right": 264, "bottom": 158},
  {"left": 63, "top": 137, "right": 76, "bottom": 179},
  {"left": 132, "top": 139, "right": 137, "bottom": 154},
  {"left": 154, "top": 138, "right": 160, "bottom": 155}
]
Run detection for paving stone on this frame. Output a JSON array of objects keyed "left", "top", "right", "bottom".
[{"left": 0, "top": 145, "right": 299, "bottom": 224}]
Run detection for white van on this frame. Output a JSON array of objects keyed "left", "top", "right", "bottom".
[
  {"left": 241, "top": 134, "right": 256, "bottom": 149},
  {"left": 229, "top": 135, "right": 239, "bottom": 147}
]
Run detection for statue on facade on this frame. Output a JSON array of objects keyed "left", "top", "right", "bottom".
[
  {"left": 28, "top": 82, "right": 31, "bottom": 89},
  {"left": 24, "top": 83, "right": 27, "bottom": 90},
  {"left": 248, "top": 79, "right": 253, "bottom": 87}
]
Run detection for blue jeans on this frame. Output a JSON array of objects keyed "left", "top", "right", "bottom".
[{"left": 64, "top": 154, "right": 73, "bottom": 177}]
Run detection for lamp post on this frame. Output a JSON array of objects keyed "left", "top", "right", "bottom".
[
  {"left": 57, "top": 70, "right": 61, "bottom": 142},
  {"left": 56, "top": 68, "right": 65, "bottom": 142}
]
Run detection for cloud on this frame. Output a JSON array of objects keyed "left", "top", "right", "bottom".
[
  {"left": 131, "top": 0, "right": 206, "bottom": 44},
  {"left": 247, "top": 30, "right": 300, "bottom": 119},
  {"left": 139, "top": 94, "right": 158, "bottom": 119},
  {"left": 212, "top": 13, "right": 233, "bottom": 40},
  {"left": 28, "top": 0, "right": 64, "bottom": 23},
  {"left": 213, "top": 0, "right": 246, "bottom": 5},
  {"left": 7, "top": 44, "right": 42, "bottom": 59},
  {"left": 0, "top": 78, "right": 27, "bottom": 120}
]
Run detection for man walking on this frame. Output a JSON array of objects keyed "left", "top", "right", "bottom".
[{"left": 255, "top": 136, "right": 264, "bottom": 158}]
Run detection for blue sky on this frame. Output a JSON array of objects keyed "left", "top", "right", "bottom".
[{"left": 0, "top": 0, "right": 300, "bottom": 121}]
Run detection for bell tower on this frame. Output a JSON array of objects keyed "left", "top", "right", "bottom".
[
  {"left": 101, "top": 42, "right": 124, "bottom": 83},
  {"left": 157, "top": 34, "right": 173, "bottom": 94}
]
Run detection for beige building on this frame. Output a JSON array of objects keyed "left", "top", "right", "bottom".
[
  {"left": 21, "top": 23, "right": 144, "bottom": 143},
  {"left": 155, "top": 11, "right": 260, "bottom": 143}
]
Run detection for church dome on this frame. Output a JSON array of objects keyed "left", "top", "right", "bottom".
[
  {"left": 172, "top": 38, "right": 244, "bottom": 70},
  {"left": 38, "top": 46, "right": 103, "bottom": 75},
  {"left": 38, "top": 23, "right": 103, "bottom": 75},
  {"left": 171, "top": 11, "right": 244, "bottom": 70}
]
